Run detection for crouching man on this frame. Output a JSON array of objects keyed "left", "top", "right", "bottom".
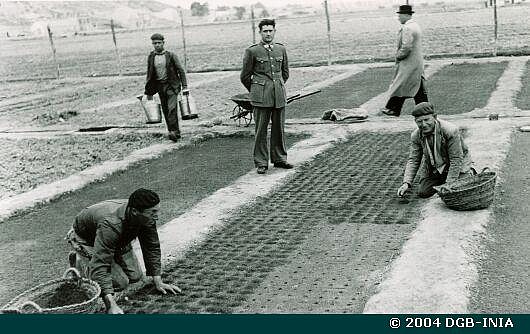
[
  {"left": 66, "top": 188, "right": 180, "bottom": 314},
  {"left": 397, "top": 102, "right": 472, "bottom": 198}
]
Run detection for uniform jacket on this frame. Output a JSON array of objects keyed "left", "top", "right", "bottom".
[
  {"left": 240, "top": 41, "right": 289, "bottom": 108},
  {"left": 145, "top": 51, "right": 188, "bottom": 96},
  {"left": 387, "top": 19, "right": 425, "bottom": 98},
  {"left": 73, "top": 199, "right": 161, "bottom": 296},
  {"left": 403, "top": 118, "right": 472, "bottom": 185}
]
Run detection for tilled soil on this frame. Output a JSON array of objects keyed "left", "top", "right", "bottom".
[
  {"left": 287, "top": 67, "right": 394, "bottom": 119},
  {"left": 122, "top": 131, "right": 422, "bottom": 313},
  {"left": 401, "top": 62, "right": 508, "bottom": 116},
  {"left": 0, "top": 132, "right": 164, "bottom": 200},
  {"left": 469, "top": 132, "right": 530, "bottom": 313},
  {"left": 515, "top": 60, "right": 530, "bottom": 110},
  {"left": 0, "top": 135, "right": 302, "bottom": 306}
]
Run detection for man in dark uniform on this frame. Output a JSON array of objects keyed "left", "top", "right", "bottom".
[
  {"left": 240, "top": 19, "right": 293, "bottom": 174},
  {"left": 145, "top": 33, "right": 189, "bottom": 142}
]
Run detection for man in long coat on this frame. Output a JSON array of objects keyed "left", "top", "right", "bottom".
[
  {"left": 240, "top": 19, "right": 292, "bottom": 174},
  {"left": 381, "top": 5, "right": 428, "bottom": 117}
]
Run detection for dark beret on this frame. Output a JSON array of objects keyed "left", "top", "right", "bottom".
[
  {"left": 128, "top": 188, "right": 160, "bottom": 211},
  {"left": 412, "top": 102, "right": 435, "bottom": 117},
  {"left": 150, "top": 33, "right": 164, "bottom": 41}
]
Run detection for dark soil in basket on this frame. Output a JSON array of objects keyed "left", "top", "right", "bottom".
[{"left": 32, "top": 282, "right": 91, "bottom": 309}]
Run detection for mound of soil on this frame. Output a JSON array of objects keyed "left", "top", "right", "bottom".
[{"left": 32, "top": 282, "right": 91, "bottom": 309}]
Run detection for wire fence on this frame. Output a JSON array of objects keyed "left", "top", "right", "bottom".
[{"left": 1, "top": 0, "right": 529, "bottom": 81}]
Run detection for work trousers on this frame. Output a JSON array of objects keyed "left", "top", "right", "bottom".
[
  {"left": 385, "top": 78, "right": 429, "bottom": 115},
  {"left": 157, "top": 81, "right": 180, "bottom": 134},
  {"left": 253, "top": 106, "right": 287, "bottom": 168},
  {"left": 65, "top": 229, "right": 143, "bottom": 292},
  {"left": 417, "top": 170, "right": 471, "bottom": 198}
]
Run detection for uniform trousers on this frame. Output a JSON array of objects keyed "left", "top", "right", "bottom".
[
  {"left": 385, "top": 78, "right": 429, "bottom": 115},
  {"left": 157, "top": 81, "right": 180, "bottom": 134},
  {"left": 253, "top": 106, "right": 287, "bottom": 168}
]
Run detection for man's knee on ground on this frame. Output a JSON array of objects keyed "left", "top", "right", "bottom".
[
  {"left": 417, "top": 189, "right": 436, "bottom": 198},
  {"left": 128, "top": 271, "right": 143, "bottom": 284},
  {"left": 112, "top": 275, "right": 130, "bottom": 291}
]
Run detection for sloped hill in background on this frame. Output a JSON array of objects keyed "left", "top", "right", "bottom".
[{"left": 0, "top": 0, "right": 181, "bottom": 28}]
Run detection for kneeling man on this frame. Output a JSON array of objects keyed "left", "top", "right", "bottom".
[
  {"left": 397, "top": 102, "right": 472, "bottom": 198},
  {"left": 66, "top": 188, "right": 180, "bottom": 314}
]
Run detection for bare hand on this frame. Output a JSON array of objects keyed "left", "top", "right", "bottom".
[
  {"left": 107, "top": 304, "right": 124, "bottom": 314},
  {"left": 397, "top": 183, "right": 410, "bottom": 197},
  {"left": 155, "top": 282, "right": 182, "bottom": 295}
]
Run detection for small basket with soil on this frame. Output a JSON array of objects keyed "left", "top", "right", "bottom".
[
  {"left": 434, "top": 167, "right": 497, "bottom": 211},
  {"left": 1, "top": 268, "right": 101, "bottom": 314}
]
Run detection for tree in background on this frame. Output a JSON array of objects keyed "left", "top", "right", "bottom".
[
  {"left": 191, "top": 2, "right": 209, "bottom": 16},
  {"left": 233, "top": 6, "right": 246, "bottom": 20}
]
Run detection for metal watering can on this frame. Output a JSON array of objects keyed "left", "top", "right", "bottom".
[
  {"left": 179, "top": 90, "right": 199, "bottom": 120},
  {"left": 136, "top": 95, "right": 162, "bottom": 124}
]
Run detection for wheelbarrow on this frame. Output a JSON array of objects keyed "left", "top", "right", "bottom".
[{"left": 229, "top": 89, "right": 321, "bottom": 127}]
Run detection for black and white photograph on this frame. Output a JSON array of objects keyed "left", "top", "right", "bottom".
[{"left": 0, "top": 0, "right": 529, "bottom": 322}]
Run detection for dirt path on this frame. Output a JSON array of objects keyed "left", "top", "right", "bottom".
[{"left": 469, "top": 131, "right": 530, "bottom": 313}]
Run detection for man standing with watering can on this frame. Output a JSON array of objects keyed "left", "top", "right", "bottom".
[
  {"left": 145, "top": 33, "right": 189, "bottom": 142},
  {"left": 240, "top": 19, "right": 293, "bottom": 174}
]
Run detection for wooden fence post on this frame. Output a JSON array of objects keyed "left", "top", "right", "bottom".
[
  {"left": 251, "top": 5, "right": 256, "bottom": 44},
  {"left": 46, "top": 25, "right": 60, "bottom": 79},
  {"left": 493, "top": 0, "right": 498, "bottom": 56},
  {"left": 179, "top": 9, "right": 188, "bottom": 71},
  {"left": 110, "top": 19, "right": 122, "bottom": 76},
  {"left": 323, "top": 0, "right": 332, "bottom": 66}
]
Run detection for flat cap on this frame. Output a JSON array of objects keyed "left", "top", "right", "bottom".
[
  {"left": 150, "top": 33, "right": 164, "bottom": 41},
  {"left": 412, "top": 102, "right": 435, "bottom": 117},
  {"left": 128, "top": 188, "right": 160, "bottom": 211}
]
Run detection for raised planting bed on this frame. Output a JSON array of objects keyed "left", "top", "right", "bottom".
[
  {"left": 515, "top": 59, "right": 530, "bottom": 111},
  {"left": 0, "top": 134, "right": 305, "bottom": 306},
  {"left": 401, "top": 61, "right": 508, "bottom": 115},
  {"left": 123, "top": 131, "right": 423, "bottom": 313},
  {"left": 286, "top": 67, "right": 394, "bottom": 119}
]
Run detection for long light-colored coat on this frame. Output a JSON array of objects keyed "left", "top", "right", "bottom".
[{"left": 387, "top": 19, "right": 425, "bottom": 98}]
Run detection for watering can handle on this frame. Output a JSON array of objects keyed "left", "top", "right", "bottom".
[{"left": 18, "top": 301, "right": 43, "bottom": 313}]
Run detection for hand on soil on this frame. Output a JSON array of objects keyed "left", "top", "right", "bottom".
[{"left": 155, "top": 282, "right": 182, "bottom": 295}]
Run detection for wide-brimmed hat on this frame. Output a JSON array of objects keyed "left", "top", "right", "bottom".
[{"left": 396, "top": 5, "right": 414, "bottom": 14}]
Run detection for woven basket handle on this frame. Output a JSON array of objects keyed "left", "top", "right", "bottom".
[
  {"left": 63, "top": 267, "right": 82, "bottom": 280},
  {"left": 18, "top": 301, "right": 43, "bottom": 313},
  {"left": 480, "top": 167, "right": 492, "bottom": 174}
]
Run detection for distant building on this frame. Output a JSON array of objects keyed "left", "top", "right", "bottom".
[{"left": 30, "top": 18, "right": 80, "bottom": 36}]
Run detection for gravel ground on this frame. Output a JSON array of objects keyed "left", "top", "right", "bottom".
[
  {"left": 122, "top": 132, "right": 421, "bottom": 313},
  {"left": 469, "top": 131, "right": 530, "bottom": 313}
]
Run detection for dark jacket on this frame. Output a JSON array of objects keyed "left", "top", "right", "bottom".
[
  {"left": 403, "top": 118, "right": 472, "bottom": 185},
  {"left": 145, "top": 51, "right": 188, "bottom": 96},
  {"left": 240, "top": 42, "right": 289, "bottom": 108},
  {"left": 73, "top": 200, "right": 161, "bottom": 296}
]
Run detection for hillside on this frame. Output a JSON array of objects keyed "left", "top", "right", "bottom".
[{"left": 0, "top": 1, "right": 182, "bottom": 32}]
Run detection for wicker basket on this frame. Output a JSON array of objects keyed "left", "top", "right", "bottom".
[
  {"left": 1, "top": 268, "right": 101, "bottom": 314},
  {"left": 434, "top": 168, "right": 496, "bottom": 211}
]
